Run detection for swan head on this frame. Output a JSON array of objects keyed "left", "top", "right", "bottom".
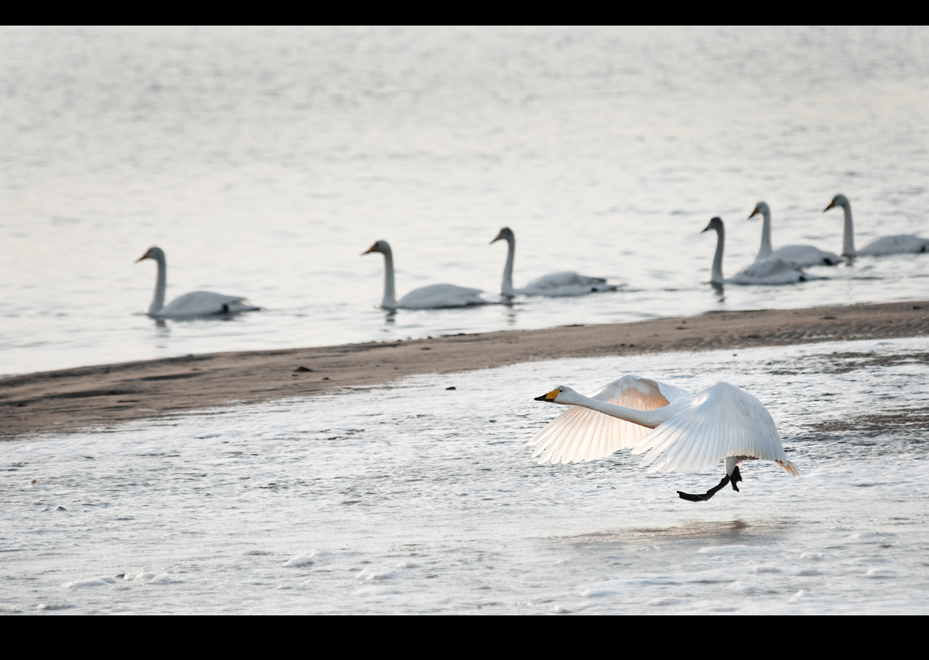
[
  {"left": 136, "top": 246, "right": 165, "bottom": 263},
  {"left": 362, "top": 240, "right": 392, "bottom": 257},
  {"left": 490, "top": 227, "right": 514, "bottom": 245},
  {"left": 534, "top": 385, "right": 581, "bottom": 405},
  {"left": 748, "top": 201, "right": 770, "bottom": 219},
  {"left": 824, "top": 194, "right": 849, "bottom": 213},
  {"left": 702, "top": 217, "right": 724, "bottom": 234}
]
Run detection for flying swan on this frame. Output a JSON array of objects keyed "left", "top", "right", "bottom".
[
  {"left": 750, "top": 201, "right": 842, "bottom": 267},
  {"left": 136, "top": 246, "right": 260, "bottom": 318},
  {"left": 490, "top": 227, "right": 617, "bottom": 297},
  {"left": 824, "top": 194, "right": 929, "bottom": 257},
  {"left": 531, "top": 375, "right": 800, "bottom": 501},
  {"left": 704, "top": 216, "right": 819, "bottom": 286},
  {"left": 362, "top": 239, "right": 486, "bottom": 310}
]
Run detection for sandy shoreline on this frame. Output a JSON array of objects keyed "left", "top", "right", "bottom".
[{"left": 2, "top": 299, "right": 928, "bottom": 439}]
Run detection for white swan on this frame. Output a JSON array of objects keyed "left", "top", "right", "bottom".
[
  {"left": 490, "top": 227, "right": 617, "bottom": 297},
  {"left": 750, "top": 201, "right": 842, "bottom": 267},
  {"left": 136, "top": 247, "right": 260, "bottom": 318},
  {"left": 531, "top": 375, "right": 800, "bottom": 501},
  {"left": 824, "top": 194, "right": 929, "bottom": 257},
  {"left": 362, "top": 240, "right": 486, "bottom": 310},
  {"left": 703, "top": 217, "right": 819, "bottom": 286}
]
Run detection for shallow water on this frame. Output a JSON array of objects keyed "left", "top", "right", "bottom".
[
  {"left": 2, "top": 338, "right": 928, "bottom": 614},
  {"left": 2, "top": 26, "right": 929, "bottom": 376}
]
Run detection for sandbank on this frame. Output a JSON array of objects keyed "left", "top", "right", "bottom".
[{"left": 2, "top": 300, "right": 927, "bottom": 439}]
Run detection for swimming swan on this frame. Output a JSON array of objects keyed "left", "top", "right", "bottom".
[
  {"left": 362, "top": 239, "right": 486, "bottom": 310},
  {"left": 824, "top": 194, "right": 929, "bottom": 257},
  {"left": 531, "top": 375, "right": 800, "bottom": 501},
  {"left": 136, "top": 246, "right": 260, "bottom": 318},
  {"left": 490, "top": 227, "right": 617, "bottom": 297},
  {"left": 704, "top": 217, "right": 819, "bottom": 286},
  {"left": 750, "top": 201, "right": 842, "bottom": 267}
]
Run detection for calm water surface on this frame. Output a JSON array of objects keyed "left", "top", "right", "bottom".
[{"left": 2, "top": 26, "right": 929, "bottom": 375}]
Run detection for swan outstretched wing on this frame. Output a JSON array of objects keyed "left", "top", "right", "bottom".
[
  {"left": 530, "top": 376, "right": 692, "bottom": 464},
  {"left": 631, "top": 382, "right": 793, "bottom": 473}
]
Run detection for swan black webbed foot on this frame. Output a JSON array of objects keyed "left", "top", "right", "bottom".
[
  {"left": 678, "top": 467, "right": 743, "bottom": 502},
  {"left": 729, "top": 465, "right": 742, "bottom": 492},
  {"left": 677, "top": 467, "right": 742, "bottom": 502}
]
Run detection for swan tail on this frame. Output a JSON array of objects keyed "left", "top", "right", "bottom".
[{"left": 777, "top": 459, "right": 800, "bottom": 476}]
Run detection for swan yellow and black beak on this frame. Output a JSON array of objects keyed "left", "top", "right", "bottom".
[
  {"left": 534, "top": 388, "right": 561, "bottom": 403},
  {"left": 824, "top": 198, "right": 837, "bottom": 212},
  {"left": 362, "top": 243, "right": 378, "bottom": 256},
  {"left": 490, "top": 231, "right": 504, "bottom": 245},
  {"left": 135, "top": 250, "right": 151, "bottom": 263},
  {"left": 748, "top": 205, "right": 761, "bottom": 219}
]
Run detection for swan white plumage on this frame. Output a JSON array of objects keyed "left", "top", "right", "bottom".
[
  {"left": 490, "top": 227, "right": 617, "bottom": 297},
  {"left": 362, "top": 239, "right": 486, "bottom": 310},
  {"left": 824, "top": 194, "right": 929, "bottom": 257},
  {"left": 750, "top": 201, "right": 842, "bottom": 267},
  {"left": 531, "top": 375, "right": 800, "bottom": 501},
  {"left": 704, "top": 217, "right": 820, "bottom": 286},
  {"left": 136, "top": 246, "right": 260, "bottom": 318}
]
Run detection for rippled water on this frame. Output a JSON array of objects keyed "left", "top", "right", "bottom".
[
  {"left": 2, "top": 338, "right": 928, "bottom": 614},
  {"left": 2, "top": 26, "right": 929, "bottom": 376}
]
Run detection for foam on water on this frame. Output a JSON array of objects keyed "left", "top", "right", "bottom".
[{"left": 2, "top": 337, "right": 928, "bottom": 614}]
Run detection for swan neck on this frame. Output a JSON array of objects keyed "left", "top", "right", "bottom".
[
  {"left": 756, "top": 210, "right": 773, "bottom": 261},
  {"left": 150, "top": 252, "right": 167, "bottom": 315},
  {"left": 569, "top": 393, "right": 674, "bottom": 429},
  {"left": 711, "top": 226, "right": 725, "bottom": 285},
  {"left": 380, "top": 246, "right": 397, "bottom": 310},
  {"left": 841, "top": 204, "right": 856, "bottom": 257},
  {"left": 501, "top": 234, "right": 516, "bottom": 296}
]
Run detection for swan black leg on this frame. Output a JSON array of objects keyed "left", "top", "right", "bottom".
[
  {"left": 678, "top": 475, "right": 731, "bottom": 502},
  {"left": 729, "top": 465, "right": 742, "bottom": 492}
]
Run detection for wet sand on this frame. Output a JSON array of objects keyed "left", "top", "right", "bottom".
[{"left": 2, "top": 299, "right": 927, "bottom": 439}]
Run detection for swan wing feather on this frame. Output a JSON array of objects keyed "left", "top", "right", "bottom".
[
  {"left": 530, "top": 376, "right": 692, "bottom": 464},
  {"left": 520, "top": 271, "right": 617, "bottom": 297},
  {"left": 730, "top": 258, "right": 822, "bottom": 285},
  {"left": 768, "top": 245, "right": 842, "bottom": 267},
  {"left": 157, "top": 291, "right": 258, "bottom": 318},
  {"left": 631, "top": 382, "right": 791, "bottom": 473},
  {"left": 859, "top": 235, "right": 929, "bottom": 256},
  {"left": 397, "top": 283, "right": 485, "bottom": 309}
]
